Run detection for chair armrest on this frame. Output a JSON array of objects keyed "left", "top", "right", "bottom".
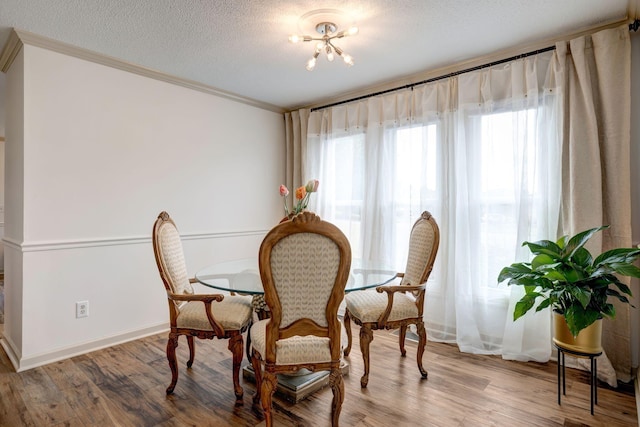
[
  {"left": 168, "top": 293, "right": 225, "bottom": 303},
  {"left": 375, "top": 283, "right": 425, "bottom": 294},
  {"left": 167, "top": 292, "right": 226, "bottom": 336},
  {"left": 374, "top": 283, "right": 426, "bottom": 326}
]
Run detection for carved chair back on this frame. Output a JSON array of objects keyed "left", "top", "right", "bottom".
[
  {"left": 258, "top": 211, "right": 352, "bottom": 364},
  {"left": 152, "top": 212, "right": 195, "bottom": 317},
  {"left": 399, "top": 211, "right": 440, "bottom": 308}
]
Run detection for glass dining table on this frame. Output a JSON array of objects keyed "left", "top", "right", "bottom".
[
  {"left": 194, "top": 257, "right": 397, "bottom": 402},
  {"left": 195, "top": 257, "right": 397, "bottom": 297}
]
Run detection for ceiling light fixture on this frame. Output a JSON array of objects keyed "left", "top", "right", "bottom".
[{"left": 289, "top": 22, "right": 358, "bottom": 71}]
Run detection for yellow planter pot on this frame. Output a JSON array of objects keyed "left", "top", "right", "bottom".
[{"left": 552, "top": 311, "right": 602, "bottom": 354}]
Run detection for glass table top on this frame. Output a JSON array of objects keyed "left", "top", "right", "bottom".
[{"left": 195, "top": 258, "right": 397, "bottom": 295}]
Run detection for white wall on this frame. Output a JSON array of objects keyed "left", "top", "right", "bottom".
[{"left": 2, "top": 42, "right": 285, "bottom": 370}]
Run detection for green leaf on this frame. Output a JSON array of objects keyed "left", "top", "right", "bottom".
[
  {"left": 607, "top": 277, "right": 633, "bottom": 296},
  {"left": 601, "top": 303, "right": 616, "bottom": 318},
  {"left": 535, "top": 298, "right": 551, "bottom": 312},
  {"left": 561, "top": 266, "right": 581, "bottom": 283},
  {"left": 531, "top": 254, "right": 556, "bottom": 270},
  {"left": 523, "top": 240, "right": 562, "bottom": 258},
  {"left": 497, "top": 264, "right": 532, "bottom": 283},
  {"left": 564, "top": 305, "right": 600, "bottom": 337},
  {"left": 544, "top": 270, "right": 567, "bottom": 282},
  {"left": 565, "top": 226, "right": 608, "bottom": 258},
  {"left": 610, "top": 263, "right": 640, "bottom": 278},
  {"left": 571, "top": 247, "right": 593, "bottom": 269},
  {"left": 508, "top": 276, "right": 546, "bottom": 288},
  {"left": 513, "top": 293, "right": 541, "bottom": 320},
  {"left": 606, "top": 289, "right": 630, "bottom": 304},
  {"left": 566, "top": 285, "right": 592, "bottom": 308},
  {"left": 594, "top": 248, "right": 640, "bottom": 266},
  {"left": 556, "top": 235, "right": 568, "bottom": 249}
]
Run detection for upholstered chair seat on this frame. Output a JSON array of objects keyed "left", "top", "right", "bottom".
[
  {"left": 251, "top": 319, "right": 333, "bottom": 365},
  {"left": 343, "top": 211, "right": 439, "bottom": 388},
  {"left": 177, "top": 296, "right": 252, "bottom": 331},
  {"left": 345, "top": 291, "right": 418, "bottom": 323}
]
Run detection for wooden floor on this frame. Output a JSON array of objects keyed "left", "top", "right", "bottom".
[{"left": 0, "top": 328, "right": 636, "bottom": 426}]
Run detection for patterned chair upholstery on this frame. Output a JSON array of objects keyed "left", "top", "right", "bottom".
[
  {"left": 152, "top": 211, "right": 252, "bottom": 405},
  {"left": 344, "top": 211, "right": 439, "bottom": 388},
  {"left": 250, "top": 211, "right": 351, "bottom": 427}
]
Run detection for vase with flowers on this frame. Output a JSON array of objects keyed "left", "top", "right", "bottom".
[{"left": 279, "top": 179, "right": 319, "bottom": 221}]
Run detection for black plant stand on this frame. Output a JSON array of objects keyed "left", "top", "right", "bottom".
[{"left": 555, "top": 344, "right": 602, "bottom": 415}]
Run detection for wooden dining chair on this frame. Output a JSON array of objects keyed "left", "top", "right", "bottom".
[
  {"left": 152, "top": 211, "right": 253, "bottom": 405},
  {"left": 250, "top": 211, "right": 352, "bottom": 426},
  {"left": 343, "top": 211, "right": 439, "bottom": 387}
]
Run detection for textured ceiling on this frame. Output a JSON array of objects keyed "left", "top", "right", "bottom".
[{"left": 0, "top": 0, "right": 632, "bottom": 111}]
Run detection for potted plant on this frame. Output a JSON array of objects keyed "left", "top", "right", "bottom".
[{"left": 498, "top": 225, "right": 640, "bottom": 353}]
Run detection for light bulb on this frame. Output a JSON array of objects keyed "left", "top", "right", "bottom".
[
  {"left": 316, "top": 42, "right": 324, "bottom": 50},
  {"left": 326, "top": 45, "right": 334, "bottom": 61},
  {"left": 289, "top": 34, "right": 300, "bottom": 43},
  {"left": 306, "top": 57, "right": 317, "bottom": 71},
  {"left": 343, "top": 54, "right": 354, "bottom": 66},
  {"left": 348, "top": 26, "right": 359, "bottom": 36}
]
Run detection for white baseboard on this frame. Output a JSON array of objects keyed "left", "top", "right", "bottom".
[{"left": 1, "top": 323, "right": 169, "bottom": 372}]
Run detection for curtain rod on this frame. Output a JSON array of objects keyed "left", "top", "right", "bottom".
[
  {"left": 310, "top": 46, "right": 555, "bottom": 112},
  {"left": 311, "top": 18, "right": 640, "bottom": 113}
]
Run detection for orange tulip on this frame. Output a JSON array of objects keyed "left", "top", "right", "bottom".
[{"left": 295, "top": 186, "right": 307, "bottom": 200}]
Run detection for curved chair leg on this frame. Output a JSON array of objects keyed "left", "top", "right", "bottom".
[
  {"left": 399, "top": 324, "right": 407, "bottom": 357},
  {"left": 228, "top": 333, "right": 245, "bottom": 405},
  {"left": 359, "top": 326, "right": 374, "bottom": 388},
  {"left": 329, "top": 367, "right": 344, "bottom": 426},
  {"left": 261, "top": 371, "right": 278, "bottom": 427},
  {"left": 186, "top": 335, "right": 195, "bottom": 368},
  {"left": 416, "top": 321, "right": 428, "bottom": 378},
  {"left": 251, "top": 351, "right": 263, "bottom": 406},
  {"left": 343, "top": 309, "right": 353, "bottom": 357},
  {"left": 166, "top": 333, "right": 179, "bottom": 394}
]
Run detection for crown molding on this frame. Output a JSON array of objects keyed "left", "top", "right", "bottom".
[
  {"left": 0, "top": 29, "right": 22, "bottom": 73},
  {"left": 0, "top": 28, "right": 285, "bottom": 114}
]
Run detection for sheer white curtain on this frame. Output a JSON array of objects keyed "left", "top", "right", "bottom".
[{"left": 306, "top": 51, "right": 563, "bottom": 358}]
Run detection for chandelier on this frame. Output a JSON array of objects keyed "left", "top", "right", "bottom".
[{"left": 288, "top": 21, "right": 358, "bottom": 71}]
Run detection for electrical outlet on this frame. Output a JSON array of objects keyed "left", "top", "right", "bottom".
[{"left": 76, "top": 301, "right": 89, "bottom": 318}]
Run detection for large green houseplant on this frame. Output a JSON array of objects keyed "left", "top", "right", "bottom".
[{"left": 498, "top": 226, "right": 640, "bottom": 338}]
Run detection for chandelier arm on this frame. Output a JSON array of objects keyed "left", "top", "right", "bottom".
[{"left": 328, "top": 41, "right": 343, "bottom": 56}]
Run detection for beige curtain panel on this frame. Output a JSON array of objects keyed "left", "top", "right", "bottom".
[{"left": 557, "top": 25, "right": 632, "bottom": 383}]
